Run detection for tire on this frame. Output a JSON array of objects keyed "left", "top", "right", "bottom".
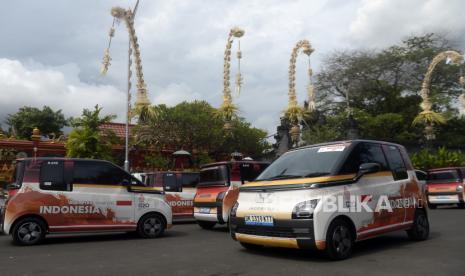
[
  {"left": 457, "top": 203, "right": 465, "bottom": 209},
  {"left": 197, "top": 221, "right": 216, "bottom": 230},
  {"left": 428, "top": 203, "right": 437, "bottom": 209},
  {"left": 240, "top": 242, "right": 263, "bottom": 251},
  {"left": 407, "top": 209, "right": 430, "bottom": 241},
  {"left": 325, "top": 219, "right": 354, "bottom": 260},
  {"left": 12, "top": 217, "right": 46, "bottom": 246},
  {"left": 137, "top": 213, "right": 165, "bottom": 239}
]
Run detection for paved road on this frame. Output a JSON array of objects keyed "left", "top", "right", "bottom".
[{"left": 1, "top": 208, "right": 464, "bottom": 276}]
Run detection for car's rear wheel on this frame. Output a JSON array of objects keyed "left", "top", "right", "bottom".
[
  {"left": 137, "top": 213, "right": 165, "bottom": 238},
  {"left": 325, "top": 219, "right": 354, "bottom": 260},
  {"left": 197, "top": 221, "right": 216, "bottom": 230},
  {"left": 457, "top": 203, "right": 465, "bottom": 209},
  {"left": 428, "top": 203, "right": 437, "bottom": 209},
  {"left": 240, "top": 242, "right": 263, "bottom": 251},
  {"left": 12, "top": 217, "right": 46, "bottom": 246},
  {"left": 407, "top": 209, "right": 429, "bottom": 241}
]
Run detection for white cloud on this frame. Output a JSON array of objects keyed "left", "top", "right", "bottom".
[
  {"left": 151, "top": 82, "right": 203, "bottom": 106},
  {"left": 0, "top": 58, "right": 125, "bottom": 127},
  {"left": 348, "top": 0, "right": 465, "bottom": 48},
  {"left": 0, "top": 0, "right": 464, "bottom": 137}
]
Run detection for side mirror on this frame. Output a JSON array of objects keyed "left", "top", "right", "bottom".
[
  {"left": 358, "top": 163, "right": 380, "bottom": 177},
  {"left": 7, "top": 183, "right": 21, "bottom": 190},
  {"left": 121, "top": 179, "right": 131, "bottom": 186}
]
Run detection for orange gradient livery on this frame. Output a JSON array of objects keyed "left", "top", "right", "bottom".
[
  {"left": 230, "top": 140, "right": 429, "bottom": 260},
  {"left": 426, "top": 167, "right": 465, "bottom": 209},
  {"left": 193, "top": 161, "right": 269, "bottom": 229},
  {"left": 2, "top": 158, "right": 172, "bottom": 245}
]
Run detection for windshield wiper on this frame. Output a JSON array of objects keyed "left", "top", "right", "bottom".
[{"left": 303, "top": 172, "right": 330, "bottom": 177}]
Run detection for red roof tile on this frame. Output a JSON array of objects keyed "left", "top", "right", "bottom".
[{"left": 99, "top": 122, "right": 135, "bottom": 139}]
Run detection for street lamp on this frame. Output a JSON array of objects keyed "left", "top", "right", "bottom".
[
  {"left": 101, "top": 0, "right": 150, "bottom": 172},
  {"left": 413, "top": 50, "right": 464, "bottom": 142}
]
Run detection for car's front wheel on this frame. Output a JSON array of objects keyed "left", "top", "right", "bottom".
[
  {"left": 12, "top": 217, "right": 46, "bottom": 246},
  {"left": 325, "top": 219, "right": 354, "bottom": 260},
  {"left": 137, "top": 213, "right": 166, "bottom": 238},
  {"left": 407, "top": 209, "right": 429, "bottom": 241}
]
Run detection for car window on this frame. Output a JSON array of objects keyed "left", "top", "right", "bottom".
[
  {"left": 199, "top": 165, "right": 229, "bottom": 186},
  {"left": 415, "top": 170, "right": 427, "bottom": 181},
  {"left": 182, "top": 173, "right": 199, "bottom": 188},
  {"left": 384, "top": 145, "right": 408, "bottom": 180},
  {"left": 340, "top": 143, "right": 388, "bottom": 174},
  {"left": 40, "top": 160, "right": 68, "bottom": 191},
  {"left": 428, "top": 170, "right": 460, "bottom": 183},
  {"left": 73, "top": 161, "right": 130, "bottom": 185},
  {"left": 257, "top": 145, "right": 348, "bottom": 180}
]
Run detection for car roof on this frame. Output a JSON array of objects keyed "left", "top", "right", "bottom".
[
  {"left": 142, "top": 171, "right": 199, "bottom": 175},
  {"left": 288, "top": 139, "right": 405, "bottom": 152},
  {"left": 17, "top": 157, "right": 112, "bottom": 163},
  {"left": 200, "top": 160, "right": 270, "bottom": 169}
]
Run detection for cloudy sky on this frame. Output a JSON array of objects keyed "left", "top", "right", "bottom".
[{"left": 1, "top": 0, "right": 464, "bottom": 135}]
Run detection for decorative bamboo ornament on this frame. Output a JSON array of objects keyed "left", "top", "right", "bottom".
[
  {"left": 219, "top": 27, "right": 244, "bottom": 133},
  {"left": 285, "top": 39, "right": 314, "bottom": 145},
  {"left": 100, "top": 3, "right": 151, "bottom": 112},
  {"left": 414, "top": 50, "right": 463, "bottom": 140}
]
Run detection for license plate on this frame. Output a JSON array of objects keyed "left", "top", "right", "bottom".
[
  {"left": 199, "top": 207, "right": 210, "bottom": 214},
  {"left": 245, "top": 215, "right": 274, "bottom": 226}
]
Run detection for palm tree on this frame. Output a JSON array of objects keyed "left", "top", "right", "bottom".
[{"left": 66, "top": 105, "right": 117, "bottom": 160}]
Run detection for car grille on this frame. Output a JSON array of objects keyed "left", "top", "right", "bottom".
[{"left": 235, "top": 225, "right": 296, "bottom": 238}]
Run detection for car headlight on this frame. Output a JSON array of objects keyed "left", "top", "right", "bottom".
[
  {"left": 230, "top": 202, "right": 239, "bottom": 217},
  {"left": 292, "top": 199, "right": 319, "bottom": 219},
  {"left": 457, "top": 185, "right": 464, "bottom": 192}
]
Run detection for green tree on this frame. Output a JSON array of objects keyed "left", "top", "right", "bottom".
[
  {"left": 136, "top": 101, "right": 270, "bottom": 160},
  {"left": 302, "top": 33, "right": 465, "bottom": 146},
  {"left": 65, "top": 105, "right": 119, "bottom": 161},
  {"left": 144, "top": 154, "right": 170, "bottom": 171},
  {"left": 6, "top": 106, "right": 68, "bottom": 139}
]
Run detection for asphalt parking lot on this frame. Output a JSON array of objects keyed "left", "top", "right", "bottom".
[{"left": 1, "top": 208, "right": 464, "bottom": 276}]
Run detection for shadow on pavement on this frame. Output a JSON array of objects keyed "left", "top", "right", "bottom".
[
  {"left": 237, "top": 230, "right": 439, "bottom": 262},
  {"left": 25, "top": 229, "right": 190, "bottom": 246}
]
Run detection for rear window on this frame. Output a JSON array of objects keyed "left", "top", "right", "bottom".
[
  {"left": 428, "top": 170, "right": 460, "bottom": 183},
  {"left": 199, "top": 165, "right": 228, "bottom": 186}
]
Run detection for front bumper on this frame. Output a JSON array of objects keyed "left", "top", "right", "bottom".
[
  {"left": 229, "top": 217, "right": 316, "bottom": 250},
  {"left": 428, "top": 193, "right": 464, "bottom": 204},
  {"left": 193, "top": 201, "right": 225, "bottom": 223}
]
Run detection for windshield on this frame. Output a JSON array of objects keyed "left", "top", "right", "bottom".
[
  {"left": 256, "top": 145, "right": 348, "bottom": 181},
  {"left": 199, "top": 165, "right": 228, "bottom": 186},
  {"left": 428, "top": 170, "right": 460, "bottom": 183}
]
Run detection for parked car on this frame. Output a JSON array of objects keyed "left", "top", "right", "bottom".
[
  {"left": 2, "top": 158, "right": 172, "bottom": 245},
  {"left": 193, "top": 160, "right": 269, "bottom": 229},
  {"left": 426, "top": 167, "right": 465, "bottom": 209},
  {"left": 230, "top": 140, "right": 429, "bottom": 260},
  {"left": 134, "top": 171, "right": 199, "bottom": 220}
]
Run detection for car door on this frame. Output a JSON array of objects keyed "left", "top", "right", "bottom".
[
  {"left": 382, "top": 145, "right": 411, "bottom": 225},
  {"left": 70, "top": 161, "right": 136, "bottom": 230},
  {"left": 339, "top": 142, "right": 401, "bottom": 236},
  {"left": 163, "top": 173, "right": 185, "bottom": 218}
]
